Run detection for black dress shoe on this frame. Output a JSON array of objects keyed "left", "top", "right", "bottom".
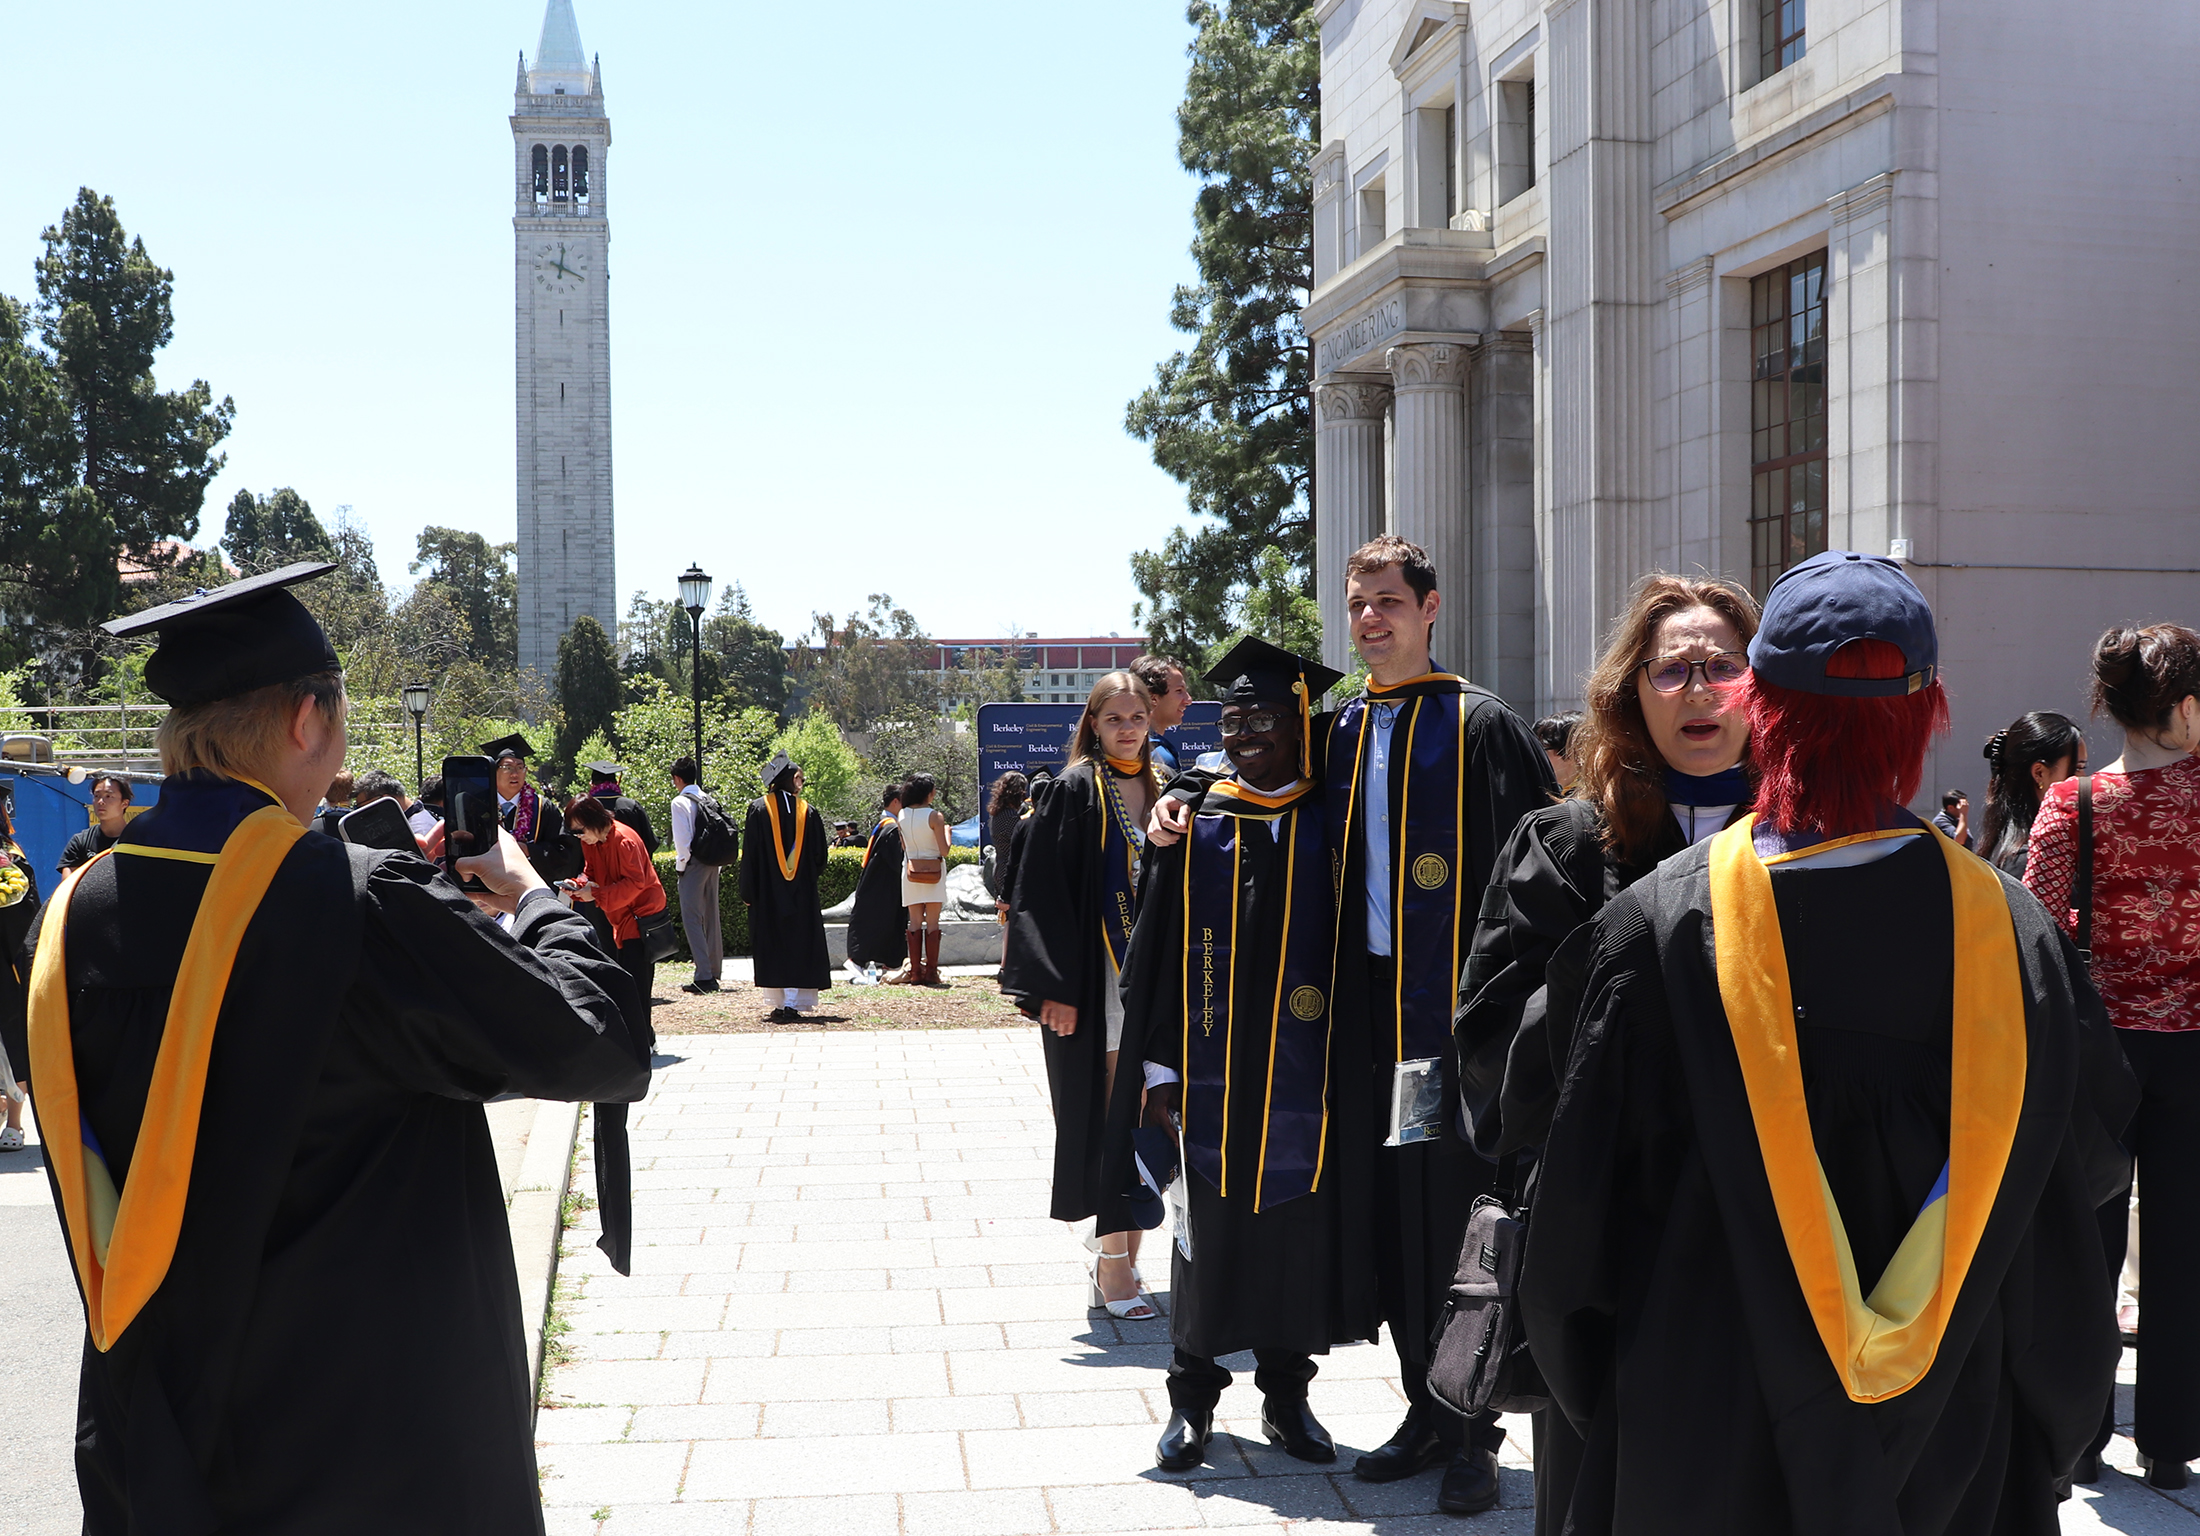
[
  {"left": 2072, "top": 1450, "right": 2102, "bottom": 1484},
  {"left": 681, "top": 981, "right": 720, "bottom": 994},
  {"left": 1354, "top": 1408, "right": 1447, "bottom": 1482},
  {"left": 1261, "top": 1396, "right": 1337, "bottom": 1463},
  {"left": 1156, "top": 1407, "right": 1212, "bottom": 1471},
  {"left": 2142, "top": 1453, "right": 2191, "bottom": 1490},
  {"left": 1438, "top": 1447, "right": 1502, "bottom": 1515}
]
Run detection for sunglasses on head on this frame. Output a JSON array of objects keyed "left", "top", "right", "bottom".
[{"left": 1639, "top": 652, "right": 1749, "bottom": 693}]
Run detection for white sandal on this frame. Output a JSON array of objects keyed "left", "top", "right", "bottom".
[
  {"left": 0, "top": 1127, "right": 23, "bottom": 1150},
  {"left": 1088, "top": 1251, "right": 1156, "bottom": 1320}
]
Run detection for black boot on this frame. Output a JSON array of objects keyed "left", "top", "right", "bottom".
[
  {"left": 1156, "top": 1407, "right": 1212, "bottom": 1471},
  {"left": 1438, "top": 1447, "right": 1502, "bottom": 1514},
  {"left": 2142, "top": 1453, "right": 2192, "bottom": 1490},
  {"left": 1354, "top": 1407, "right": 1447, "bottom": 1482},
  {"left": 1260, "top": 1396, "right": 1336, "bottom": 1463}
]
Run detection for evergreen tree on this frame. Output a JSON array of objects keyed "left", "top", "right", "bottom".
[
  {"left": 410, "top": 526, "right": 518, "bottom": 667},
  {"left": 223, "top": 486, "right": 335, "bottom": 572},
  {"left": 703, "top": 583, "right": 791, "bottom": 721},
  {"left": 1126, "top": 0, "right": 1318, "bottom": 659},
  {"left": 35, "top": 189, "right": 234, "bottom": 569},
  {"left": 554, "top": 614, "right": 624, "bottom": 769}
]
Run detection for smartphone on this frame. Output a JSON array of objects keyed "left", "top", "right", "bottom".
[
  {"left": 440, "top": 755, "right": 500, "bottom": 891},
  {"left": 339, "top": 797, "right": 419, "bottom": 854}
]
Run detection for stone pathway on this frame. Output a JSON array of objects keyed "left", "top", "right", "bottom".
[{"left": 534, "top": 1026, "right": 2199, "bottom": 1536}]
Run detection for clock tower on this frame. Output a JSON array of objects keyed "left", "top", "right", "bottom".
[{"left": 512, "top": 0, "right": 614, "bottom": 683}]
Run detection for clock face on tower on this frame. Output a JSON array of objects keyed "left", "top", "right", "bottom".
[{"left": 534, "top": 241, "right": 590, "bottom": 292}]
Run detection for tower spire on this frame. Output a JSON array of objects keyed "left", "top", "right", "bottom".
[{"left": 535, "top": 0, "right": 586, "bottom": 72}]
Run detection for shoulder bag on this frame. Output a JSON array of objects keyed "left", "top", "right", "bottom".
[
  {"left": 2075, "top": 774, "right": 2095, "bottom": 969},
  {"left": 1427, "top": 1153, "right": 1551, "bottom": 1416},
  {"left": 905, "top": 811, "right": 945, "bottom": 885}
]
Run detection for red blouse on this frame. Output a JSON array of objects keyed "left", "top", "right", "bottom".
[
  {"left": 580, "top": 820, "right": 667, "bottom": 944},
  {"left": 2025, "top": 754, "right": 2200, "bottom": 1031}
]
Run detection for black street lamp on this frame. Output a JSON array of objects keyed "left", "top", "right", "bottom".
[
  {"left": 401, "top": 682, "right": 431, "bottom": 790},
  {"left": 677, "top": 564, "right": 712, "bottom": 780}
]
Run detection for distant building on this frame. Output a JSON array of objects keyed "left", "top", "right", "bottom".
[
  {"left": 1309, "top": 0, "right": 2200, "bottom": 799},
  {"left": 922, "top": 637, "right": 1150, "bottom": 705},
  {"left": 513, "top": 0, "right": 616, "bottom": 681}
]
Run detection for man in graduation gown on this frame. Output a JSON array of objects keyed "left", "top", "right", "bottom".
[
  {"left": 28, "top": 563, "right": 649, "bottom": 1535},
  {"left": 848, "top": 784, "right": 908, "bottom": 974},
  {"left": 589, "top": 761, "right": 659, "bottom": 856},
  {"left": 483, "top": 733, "right": 581, "bottom": 883},
  {"left": 1522, "top": 551, "right": 2137, "bottom": 1534},
  {"left": 739, "top": 750, "right": 832, "bottom": 1020},
  {"left": 1111, "top": 638, "right": 1367, "bottom": 1472}
]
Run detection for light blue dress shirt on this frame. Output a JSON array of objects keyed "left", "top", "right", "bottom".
[{"left": 1364, "top": 701, "right": 1398, "bottom": 956}]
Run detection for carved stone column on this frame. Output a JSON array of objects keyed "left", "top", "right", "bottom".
[
  {"left": 1470, "top": 333, "right": 1536, "bottom": 715},
  {"left": 1315, "top": 378, "right": 1392, "bottom": 673},
  {"left": 1386, "top": 341, "right": 1471, "bottom": 676}
]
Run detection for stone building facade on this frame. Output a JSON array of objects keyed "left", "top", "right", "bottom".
[
  {"left": 1308, "top": 0, "right": 2200, "bottom": 799},
  {"left": 512, "top": 0, "right": 616, "bottom": 682}
]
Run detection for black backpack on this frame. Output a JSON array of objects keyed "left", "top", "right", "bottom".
[{"left": 687, "top": 791, "right": 739, "bottom": 867}]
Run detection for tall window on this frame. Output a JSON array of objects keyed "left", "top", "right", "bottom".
[
  {"left": 1749, "top": 252, "right": 1828, "bottom": 595},
  {"left": 1759, "top": 0, "right": 1805, "bottom": 79},
  {"left": 531, "top": 144, "right": 549, "bottom": 205},
  {"left": 552, "top": 145, "right": 569, "bottom": 202},
  {"left": 572, "top": 146, "right": 590, "bottom": 206},
  {"left": 1443, "top": 104, "right": 1457, "bottom": 221}
]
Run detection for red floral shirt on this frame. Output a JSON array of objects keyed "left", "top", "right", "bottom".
[{"left": 2025, "top": 754, "right": 2200, "bottom": 1031}]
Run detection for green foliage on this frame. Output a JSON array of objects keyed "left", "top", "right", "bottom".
[
  {"left": 860, "top": 716, "right": 981, "bottom": 824},
  {"left": 0, "top": 191, "right": 232, "bottom": 673},
  {"left": 767, "top": 713, "right": 865, "bottom": 823},
  {"left": 222, "top": 486, "right": 333, "bottom": 573},
  {"left": 705, "top": 585, "right": 792, "bottom": 721},
  {"left": 1126, "top": 0, "right": 1319, "bottom": 659},
  {"left": 1233, "top": 543, "right": 1322, "bottom": 658},
  {"left": 611, "top": 673, "right": 779, "bottom": 817},
  {"left": 553, "top": 615, "right": 624, "bottom": 775},
  {"left": 791, "top": 594, "right": 940, "bottom": 731},
  {"left": 411, "top": 527, "right": 517, "bottom": 669}
]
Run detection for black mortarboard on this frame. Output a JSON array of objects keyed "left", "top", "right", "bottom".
[
  {"left": 480, "top": 733, "right": 536, "bottom": 762},
  {"left": 1205, "top": 637, "right": 1343, "bottom": 780},
  {"left": 587, "top": 761, "right": 622, "bottom": 780},
  {"left": 762, "top": 750, "right": 797, "bottom": 789},
  {"left": 103, "top": 561, "right": 341, "bottom": 707}
]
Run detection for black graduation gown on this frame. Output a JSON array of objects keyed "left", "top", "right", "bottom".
[
  {"left": 1109, "top": 778, "right": 1374, "bottom": 1359},
  {"left": 1323, "top": 678, "right": 1556, "bottom": 1364},
  {"left": 31, "top": 774, "right": 648, "bottom": 1536},
  {"left": 595, "top": 790, "right": 658, "bottom": 857},
  {"left": 1523, "top": 835, "right": 2138, "bottom": 1536},
  {"left": 738, "top": 791, "right": 831, "bottom": 990},
  {"left": 847, "top": 820, "right": 908, "bottom": 967},
  {"left": 1000, "top": 761, "right": 1136, "bottom": 1224},
  {"left": 0, "top": 848, "right": 40, "bottom": 1082},
  {"left": 500, "top": 791, "right": 580, "bottom": 882}
]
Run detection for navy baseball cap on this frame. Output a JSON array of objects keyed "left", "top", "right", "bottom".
[{"left": 1748, "top": 549, "right": 1938, "bottom": 697}]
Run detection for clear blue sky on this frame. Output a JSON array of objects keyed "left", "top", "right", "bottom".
[{"left": 7, "top": 2, "right": 1208, "bottom": 645}]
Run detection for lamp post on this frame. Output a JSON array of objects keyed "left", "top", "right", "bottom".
[
  {"left": 401, "top": 683, "right": 431, "bottom": 790},
  {"left": 677, "top": 564, "right": 712, "bottom": 781}
]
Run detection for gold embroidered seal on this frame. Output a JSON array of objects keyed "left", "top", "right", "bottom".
[
  {"left": 1289, "top": 985, "right": 1325, "bottom": 1021},
  {"left": 1412, "top": 853, "right": 1448, "bottom": 890}
]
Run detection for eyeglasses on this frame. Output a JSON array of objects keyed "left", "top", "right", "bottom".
[
  {"left": 1217, "top": 711, "right": 1286, "bottom": 737},
  {"left": 1639, "top": 652, "right": 1749, "bottom": 693}
]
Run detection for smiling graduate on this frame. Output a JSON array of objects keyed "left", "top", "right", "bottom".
[{"left": 1106, "top": 637, "right": 1365, "bottom": 1474}]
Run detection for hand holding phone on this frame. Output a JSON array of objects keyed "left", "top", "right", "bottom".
[{"left": 454, "top": 827, "right": 551, "bottom": 913}]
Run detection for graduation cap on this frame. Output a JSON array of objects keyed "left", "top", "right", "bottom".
[
  {"left": 761, "top": 750, "right": 797, "bottom": 790},
  {"left": 479, "top": 733, "right": 536, "bottom": 763},
  {"left": 586, "top": 761, "right": 622, "bottom": 781},
  {"left": 102, "top": 561, "right": 341, "bottom": 707},
  {"left": 1122, "top": 1126, "right": 1180, "bottom": 1232},
  {"left": 1204, "top": 636, "right": 1344, "bottom": 780}
]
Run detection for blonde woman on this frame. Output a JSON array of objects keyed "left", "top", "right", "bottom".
[{"left": 1001, "top": 672, "right": 1158, "bottom": 1319}]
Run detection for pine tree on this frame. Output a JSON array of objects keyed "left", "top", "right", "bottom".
[
  {"left": 223, "top": 486, "right": 336, "bottom": 573},
  {"left": 554, "top": 614, "right": 625, "bottom": 772},
  {"left": 1126, "top": 0, "right": 1318, "bottom": 659}
]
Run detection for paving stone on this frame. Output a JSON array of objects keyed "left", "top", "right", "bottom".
[
  {"left": 683, "top": 1430, "right": 965, "bottom": 1499},
  {"left": 533, "top": 1405, "right": 634, "bottom": 1444},
  {"left": 965, "top": 1424, "right": 1250, "bottom": 1489},
  {"left": 536, "top": 1440, "right": 690, "bottom": 1506},
  {"left": 700, "top": 1351, "right": 949, "bottom": 1403},
  {"left": 757, "top": 1397, "right": 891, "bottom": 1438},
  {"left": 549, "top": 1357, "right": 708, "bottom": 1407},
  {"left": 889, "top": 1393, "right": 1024, "bottom": 1431},
  {"left": 1047, "top": 1477, "right": 1205, "bottom": 1531},
  {"left": 901, "top": 1487, "right": 1054, "bottom": 1536},
  {"left": 749, "top": 1493, "right": 900, "bottom": 1535}
]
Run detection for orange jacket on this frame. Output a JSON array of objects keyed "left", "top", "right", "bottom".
[{"left": 581, "top": 820, "right": 667, "bottom": 944}]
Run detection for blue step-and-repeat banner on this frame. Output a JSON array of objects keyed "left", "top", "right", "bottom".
[{"left": 973, "top": 702, "right": 1223, "bottom": 847}]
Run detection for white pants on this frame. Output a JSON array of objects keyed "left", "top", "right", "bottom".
[{"left": 782, "top": 988, "right": 819, "bottom": 1012}]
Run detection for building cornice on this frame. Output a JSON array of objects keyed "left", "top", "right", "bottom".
[
  {"left": 1654, "top": 73, "right": 1919, "bottom": 220},
  {"left": 1306, "top": 227, "right": 1492, "bottom": 333}
]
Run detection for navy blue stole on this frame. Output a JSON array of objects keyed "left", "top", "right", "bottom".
[
  {"left": 1095, "top": 768, "right": 1142, "bottom": 971},
  {"left": 1325, "top": 678, "right": 1471, "bottom": 1064},
  {"left": 1179, "top": 783, "right": 1333, "bottom": 1210}
]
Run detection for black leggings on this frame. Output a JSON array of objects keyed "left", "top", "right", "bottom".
[{"left": 2095, "top": 1028, "right": 2200, "bottom": 1463}]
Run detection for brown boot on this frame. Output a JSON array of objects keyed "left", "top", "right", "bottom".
[
  {"left": 884, "top": 930, "right": 921, "bottom": 985},
  {"left": 923, "top": 927, "right": 945, "bottom": 986}
]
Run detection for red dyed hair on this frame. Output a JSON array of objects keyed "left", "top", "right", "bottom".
[{"left": 1740, "top": 639, "right": 1950, "bottom": 836}]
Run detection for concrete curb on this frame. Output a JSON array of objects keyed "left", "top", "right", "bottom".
[{"left": 508, "top": 1098, "right": 584, "bottom": 1415}]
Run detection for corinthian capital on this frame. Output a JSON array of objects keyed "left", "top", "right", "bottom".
[
  {"left": 1316, "top": 378, "right": 1393, "bottom": 424},
  {"left": 1386, "top": 341, "right": 1469, "bottom": 389}
]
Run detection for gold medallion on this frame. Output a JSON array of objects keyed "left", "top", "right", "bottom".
[
  {"left": 1412, "top": 852, "right": 1449, "bottom": 890},
  {"left": 1289, "top": 985, "right": 1325, "bottom": 1021}
]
